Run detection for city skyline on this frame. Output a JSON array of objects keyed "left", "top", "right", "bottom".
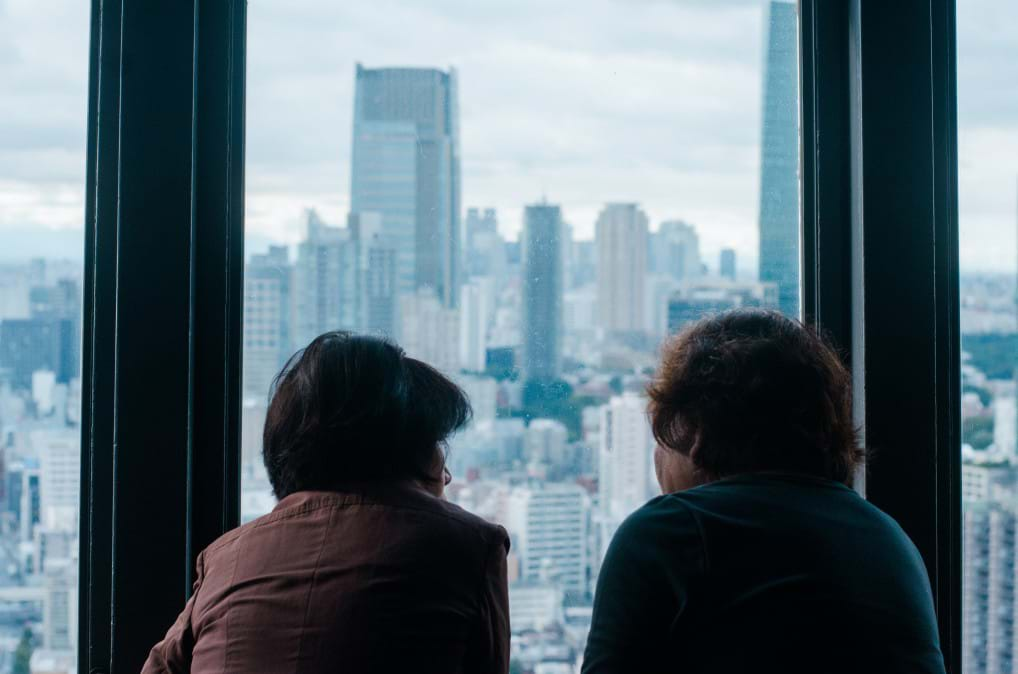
[
  {"left": 1, "top": 0, "right": 1016, "bottom": 272},
  {"left": 0, "top": 1, "right": 1015, "bottom": 671}
]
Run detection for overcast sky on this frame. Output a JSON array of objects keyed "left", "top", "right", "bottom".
[{"left": 0, "top": 0, "right": 1014, "bottom": 272}]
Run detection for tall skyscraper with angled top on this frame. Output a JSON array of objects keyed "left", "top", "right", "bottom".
[
  {"left": 351, "top": 64, "right": 461, "bottom": 308},
  {"left": 758, "top": 0, "right": 800, "bottom": 317}
]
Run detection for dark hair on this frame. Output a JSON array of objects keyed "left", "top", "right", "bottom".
[
  {"left": 263, "top": 331, "right": 471, "bottom": 499},
  {"left": 647, "top": 310, "right": 862, "bottom": 485}
]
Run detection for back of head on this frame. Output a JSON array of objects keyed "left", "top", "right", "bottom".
[
  {"left": 648, "top": 310, "right": 862, "bottom": 485},
  {"left": 263, "top": 331, "right": 471, "bottom": 499}
]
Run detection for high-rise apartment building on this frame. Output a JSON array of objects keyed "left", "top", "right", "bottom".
[
  {"left": 243, "top": 245, "right": 291, "bottom": 399},
  {"left": 293, "top": 210, "right": 358, "bottom": 349},
  {"left": 522, "top": 202, "right": 564, "bottom": 382},
  {"left": 651, "top": 220, "right": 702, "bottom": 281},
  {"left": 524, "top": 419, "right": 569, "bottom": 467},
  {"left": 598, "top": 393, "right": 653, "bottom": 525},
  {"left": 505, "top": 483, "right": 591, "bottom": 594},
  {"left": 962, "top": 462, "right": 1018, "bottom": 674},
  {"left": 398, "top": 288, "right": 460, "bottom": 375},
  {"left": 0, "top": 318, "right": 77, "bottom": 390},
  {"left": 34, "top": 429, "right": 80, "bottom": 532},
  {"left": 349, "top": 211, "right": 398, "bottom": 337},
  {"left": 596, "top": 204, "right": 648, "bottom": 335},
  {"left": 351, "top": 64, "right": 461, "bottom": 307},
  {"left": 460, "top": 277, "right": 492, "bottom": 373},
  {"left": 465, "top": 207, "right": 508, "bottom": 290},
  {"left": 758, "top": 0, "right": 800, "bottom": 317}
]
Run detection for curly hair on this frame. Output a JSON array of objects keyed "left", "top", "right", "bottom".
[
  {"left": 263, "top": 332, "right": 472, "bottom": 499},
  {"left": 647, "top": 310, "right": 862, "bottom": 485}
]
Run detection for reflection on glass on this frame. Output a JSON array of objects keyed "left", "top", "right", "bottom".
[
  {"left": 242, "top": 1, "right": 800, "bottom": 668},
  {"left": 0, "top": 1, "right": 88, "bottom": 671}
]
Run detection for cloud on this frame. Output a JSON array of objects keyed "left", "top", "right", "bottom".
[
  {"left": 243, "top": 0, "right": 767, "bottom": 268},
  {"left": 0, "top": 0, "right": 1015, "bottom": 273}
]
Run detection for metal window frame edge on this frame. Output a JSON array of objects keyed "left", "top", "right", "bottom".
[
  {"left": 800, "top": 0, "right": 960, "bottom": 670},
  {"left": 79, "top": 1, "right": 246, "bottom": 671}
]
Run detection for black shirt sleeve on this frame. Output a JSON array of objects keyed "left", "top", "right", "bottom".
[{"left": 581, "top": 496, "right": 706, "bottom": 674}]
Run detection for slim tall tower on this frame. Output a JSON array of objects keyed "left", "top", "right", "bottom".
[
  {"left": 596, "top": 203, "right": 648, "bottom": 334},
  {"left": 522, "top": 202, "right": 564, "bottom": 382},
  {"left": 758, "top": 0, "right": 800, "bottom": 317},
  {"left": 351, "top": 64, "right": 461, "bottom": 308}
]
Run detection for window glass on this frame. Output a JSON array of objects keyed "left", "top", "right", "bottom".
[
  {"left": 958, "top": 2, "right": 1018, "bottom": 672},
  {"left": 0, "top": 2, "right": 88, "bottom": 672},
  {"left": 242, "top": 0, "right": 800, "bottom": 666}
]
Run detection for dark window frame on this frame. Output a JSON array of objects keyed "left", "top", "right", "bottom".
[
  {"left": 79, "top": 1, "right": 245, "bottom": 671},
  {"left": 800, "top": 0, "right": 960, "bottom": 669},
  {"left": 77, "top": 0, "right": 961, "bottom": 671}
]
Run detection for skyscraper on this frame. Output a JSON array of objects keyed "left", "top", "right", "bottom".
[
  {"left": 720, "top": 248, "right": 737, "bottom": 281},
  {"left": 598, "top": 393, "right": 653, "bottom": 523},
  {"left": 351, "top": 64, "right": 461, "bottom": 307},
  {"left": 961, "top": 463, "right": 1018, "bottom": 674},
  {"left": 0, "top": 317, "right": 76, "bottom": 390},
  {"left": 459, "top": 277, "right": 492, "bottom": 373},
  {"left": 522, "top": 202, "right": 564, "bottom": 382},
  {"left": 243, "top": 245, "right": 291, "bottom": 399},
  {"left": 758, "top": 0, "right": 800, "bottom": 317},
  {"left": 465, "top": 207, "right": 508, "bottom": 290},
  {"left": 293, "top": 210, "right": 358, "bottom": 349},
  {"left": 597, "top": 392, "right": 654, "bottom": 563},
  {"left": 349, "top": 211, "right": 398, "bottom": 337},
  {"left": 651, "top": 220, "right": 702, "bottom": 281},
  {"left": 398, "top": 288, "right": 460, "bottom": 375},
  {"left": 505, "top": 483, "right": 591, "bottom": 594},
  {"left": 596, "top": 203, "right": 648, "bottom": 335}
]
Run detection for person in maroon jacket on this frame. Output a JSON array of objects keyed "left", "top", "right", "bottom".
[{"left": 143, "top": 332, "right": 510, "bottom": 674}]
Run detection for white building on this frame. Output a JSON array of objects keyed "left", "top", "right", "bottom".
[
  {"left": 509, "top": 581, "right": 564, "bottom": 632},
  {"left": 32, "top": 370, "right": 57, "bottom": 416},
  {"left": 596, "top": 203, "right": 648, "bottom": 334},
  {"left": 505, "top": 483, "right": 591, "bottom": 594},
  {"left": 564, "top": 284, "right": 598, "bottom": 334},
  {"left": 598, "top": 393, "right": 654, "bottom": 560},
  {"left": 243, "top": 245, "right": 291, "bottom": 399},
  {"left": 34, "top": 430, "right": 80, "bottom": 533},
  {"left": 993, "top": 396, "right": 1017, "bottom": 458},
  {"left": 645, "top": 274, "right": 681, "bottom": 338},
  {"left": 525, "top": 419, "right": 569, "bottom": 466},
  {"left": 457, "top": 374, "right": 498, "bottom": 425},
  {"left": 293, "top": 210, "right": 357, "bottom": 347},
  {"left": 652, "top": 220, "right": 703, "bottom": 281},
  {"left": 460, "top": 278, "right": 492, "bottom": 373},
  {"left": 598, "top": 393, "right": 653, "bottom": 520},
  {"left": 399, "top": 288, "right": 460, "bottom": 375},
  {"left": 961, "top": 462, "right": 1018, "bottom": 674},
  {"left": 43, "top": 559, "right": 77, "bottom": 653}
]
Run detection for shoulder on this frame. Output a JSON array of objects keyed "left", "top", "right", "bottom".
[
  {"left": 607, "top": 495, "right": 704, "bottom": 566},
  {"left": 851, "top": 495, "right": 930, "bottom": 568},
  {"left": 620, "top": 494, "right": 702, "bottom": 537},
  {"left": 417, "top": 495, "right": 510, "bottom": 552}
]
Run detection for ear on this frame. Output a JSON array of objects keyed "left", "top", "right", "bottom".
[{"left": 687, "top": 429, "right": 704, "bottom": 464}]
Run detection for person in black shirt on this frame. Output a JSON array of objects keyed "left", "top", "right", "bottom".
[{"left": 582, "top": 310, "right": 946, "bottom": 674}]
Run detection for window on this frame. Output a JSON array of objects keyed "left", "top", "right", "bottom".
[
  {"left": 958, "top": 1, "right": 1018, "bottom": 671},
  {"left": 241, "top": 0, "right": 800, "bottom": 667},
  {"left": 0, "top": 1, "right": 88, "bottom": 672}
]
